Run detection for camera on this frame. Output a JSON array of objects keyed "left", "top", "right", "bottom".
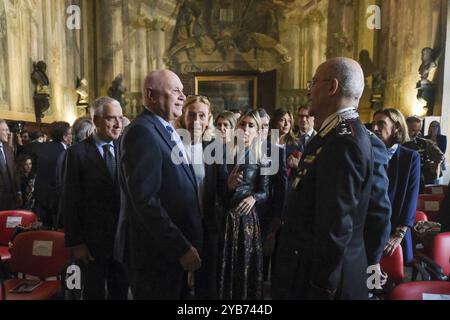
[{"left": 8, "top": 121, "right": 23, "bottom": 134}]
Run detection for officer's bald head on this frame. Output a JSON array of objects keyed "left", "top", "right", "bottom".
[{"left": 318, "top": 57, "right": 365, "bottom": 102}]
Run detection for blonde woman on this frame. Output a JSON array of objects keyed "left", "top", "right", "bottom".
[
  {"left": 219, "top": 110, "right": 269, "bottom": 300},
  {"left": 176, "top": 95, "right": 222, "bottom": 299}
]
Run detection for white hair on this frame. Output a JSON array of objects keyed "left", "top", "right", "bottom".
[
  {"left": 91, "top": 96, "right": 121, "bottom": 117},
  {"left": 72, "top": 117, "right": 95, "bottom": 143},
  {"left": 327, "top": 58, "right": 365, "bottom": 100}
]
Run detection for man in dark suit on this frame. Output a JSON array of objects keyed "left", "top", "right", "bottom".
[
  {"left": 62, "top": 97, "right": 128, "bottom": 300},
  {"left": 114, "top": 69, "right": 202, "bottom": 299},
  {"left": 296, "top": 105, "right": 316, "bottom": 153},
  {"left": 272, "top": 58, "right": 374, "bottom": 300},
  {"left": 0, "top": 120, "right": 20, "bottom": 211},
  {"left": 34, "top": 121, "right": 72, "bottom": 228}
]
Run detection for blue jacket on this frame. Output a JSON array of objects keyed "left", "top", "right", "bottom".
[{"left": 387, "top": 145, "right": 421, "bottom": 264}]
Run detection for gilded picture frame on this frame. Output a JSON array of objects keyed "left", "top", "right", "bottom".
[{"left": 194, "top": 75, "right": 257, "bottom": 114}]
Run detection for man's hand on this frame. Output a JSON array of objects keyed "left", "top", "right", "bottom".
[
  {"left": 287, "top": 153, "right": 302, "bottom": 169},
  {"left": 179, "top": 246, "right": 202, "bottom": 272},
  {"left": 71, "top": 244, "right": 94, "bottom": 264}
]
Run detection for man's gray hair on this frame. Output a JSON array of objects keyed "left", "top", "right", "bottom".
[
  {"left": 72, "top": 117, "right": 95, "bottom": 143},
  {"left": 0, "top": 119, "right": 6, "bottom": 126},
  {"left": 91, "top": 96, "right": 121, "bottom": 117},
  {"left": 327, "top": 58, "right": 365, "bottom": 100}
]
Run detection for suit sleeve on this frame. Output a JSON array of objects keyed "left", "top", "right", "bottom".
[
  {"left": 62, "top": 147, "right": 85, "bottom": 247},
  {"left": 364, "top": 136, "right": 392, "bottom": 265},
  {"left": 271, "top": 146, "right": 288, "bottom": 216},
  {"left": 121, "top": 125, "right": 191, "bottom": 262},
  {"left": 311, "top": 138, "right": 367, "bottom": 291},
  {"left": 397, "top": 151, "right": 420, "bottom": 227},
  {"left": 252, "top": 162, "right": 270, "bottom": 203}
]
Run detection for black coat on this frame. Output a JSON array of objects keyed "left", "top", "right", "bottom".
[
  {"left": 273, "top": 116, "right": 374, "bottom": 300},
  {"left": 33, "top": 141, "right": 66, "bottom": 209},
  {"left": 257, "top": 142, "right": 288, "bottom": 237},
  {"left": 61, "top": 136, "right": 120, "bottom": 260},
  {"left": 114, "top": 109, "right": 202, "bottom": 299}
]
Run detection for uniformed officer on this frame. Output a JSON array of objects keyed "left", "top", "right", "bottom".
[{"left": 272, "top": 57, "right": 375, "bottom": 300}]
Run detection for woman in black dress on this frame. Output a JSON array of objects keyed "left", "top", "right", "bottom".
[{"left": 219, "top": 110, "right": 270, "bottom": 300}]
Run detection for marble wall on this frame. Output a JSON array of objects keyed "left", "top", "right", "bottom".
[{"left": 0, "top": 0, "right": 93, "bottom": 124}]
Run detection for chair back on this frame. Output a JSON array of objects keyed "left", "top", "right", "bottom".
[
  {"left": 9, "top": 231, "right": 70, "bottom": 279},
  {"left": 0, "top": 211, "right": 37, "bottom": 245},
  {"left": 430, "top": 232, "right": 450, "bottom": 276},
  {"left": 380, "top": 246, "right": 404, "bottom": 284},
  {"left": 388, "top": 281, "right": 450, "bottom": 300},
  {"left": 417, "top": 194, "right": 445, "bottom": 222},
  {"left": 424, "top": 184, "right": 448, "bottom": 195}
]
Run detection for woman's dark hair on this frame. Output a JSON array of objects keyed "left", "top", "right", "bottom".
[
  {"left": 269, "top": 107, "right": 297, "bottom": 146},
  {"left": 16, "top": 154, "right": 33, "bottom": 172}
]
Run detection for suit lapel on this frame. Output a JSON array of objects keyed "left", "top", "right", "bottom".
[
  {"left": 388, "top": 147, "right": 400, "bottom": 202},
  {"left": 145, "top": 111, "right": 198, "bottom": 190},
  {"left": 86, "top": 137, "right": 114, "bottom": 183},
  {"left": 4, "top": 145, "right": 15, "bottom": 192}
]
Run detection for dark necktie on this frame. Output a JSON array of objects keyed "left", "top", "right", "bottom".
[
  {"left": 103, "top": 144, "right": 116, "bottom": 181},
  {"left": 0, "top": 144, "right": 7, "bottom": 175}
]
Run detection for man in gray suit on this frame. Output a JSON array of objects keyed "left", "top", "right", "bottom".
[{"left": 0, "top": 120, "right": 19, "bottom": 211}]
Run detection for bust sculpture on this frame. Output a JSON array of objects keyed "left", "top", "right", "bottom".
[
  {"left": 31, "top": 61, "right": 51, "bottom": 122},
  {"left": 107, "top": 74, "right": 126, "bottom": 106},
  {"left": 418, "top": 47, "right": 438, "bottom": 86},
  {"left": 76, "top": 77, "right": 89, "bottom": 106}
]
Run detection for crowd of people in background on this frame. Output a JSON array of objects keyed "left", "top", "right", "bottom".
[{"left": 0, "top": 57, "right": 449, "bottom": 300}]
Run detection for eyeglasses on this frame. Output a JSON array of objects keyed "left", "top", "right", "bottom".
[{"left": 306, "top": 79, "right": 333, "bottom": 91}]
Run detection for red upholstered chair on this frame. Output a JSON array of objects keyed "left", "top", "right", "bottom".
[
  {"left": 380, "top": 246, "right": 404, "bottom": 285},
  {"left": 415, "top": 211, "right": 429, "bottom": 223},
  {"left": 0, "top": 231, "right": 70, "bottom": 300},
  {"left": 416, "top": 194, "right": 445, "bottom": 222},
  {"left": 424, "top": 184, "right": 448, "bottom": 195},
  {"left": 387, "top": 281, "right": 450, "bottom": 300},
  {"left": 413, "top": 232, "right": 450, "bottom": 281},
  {"left": 0, "top": 211, "right": 37, "bottom": 262},
  {"left": 428, "top": 232, "right": 450, "bottom": 277}
]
